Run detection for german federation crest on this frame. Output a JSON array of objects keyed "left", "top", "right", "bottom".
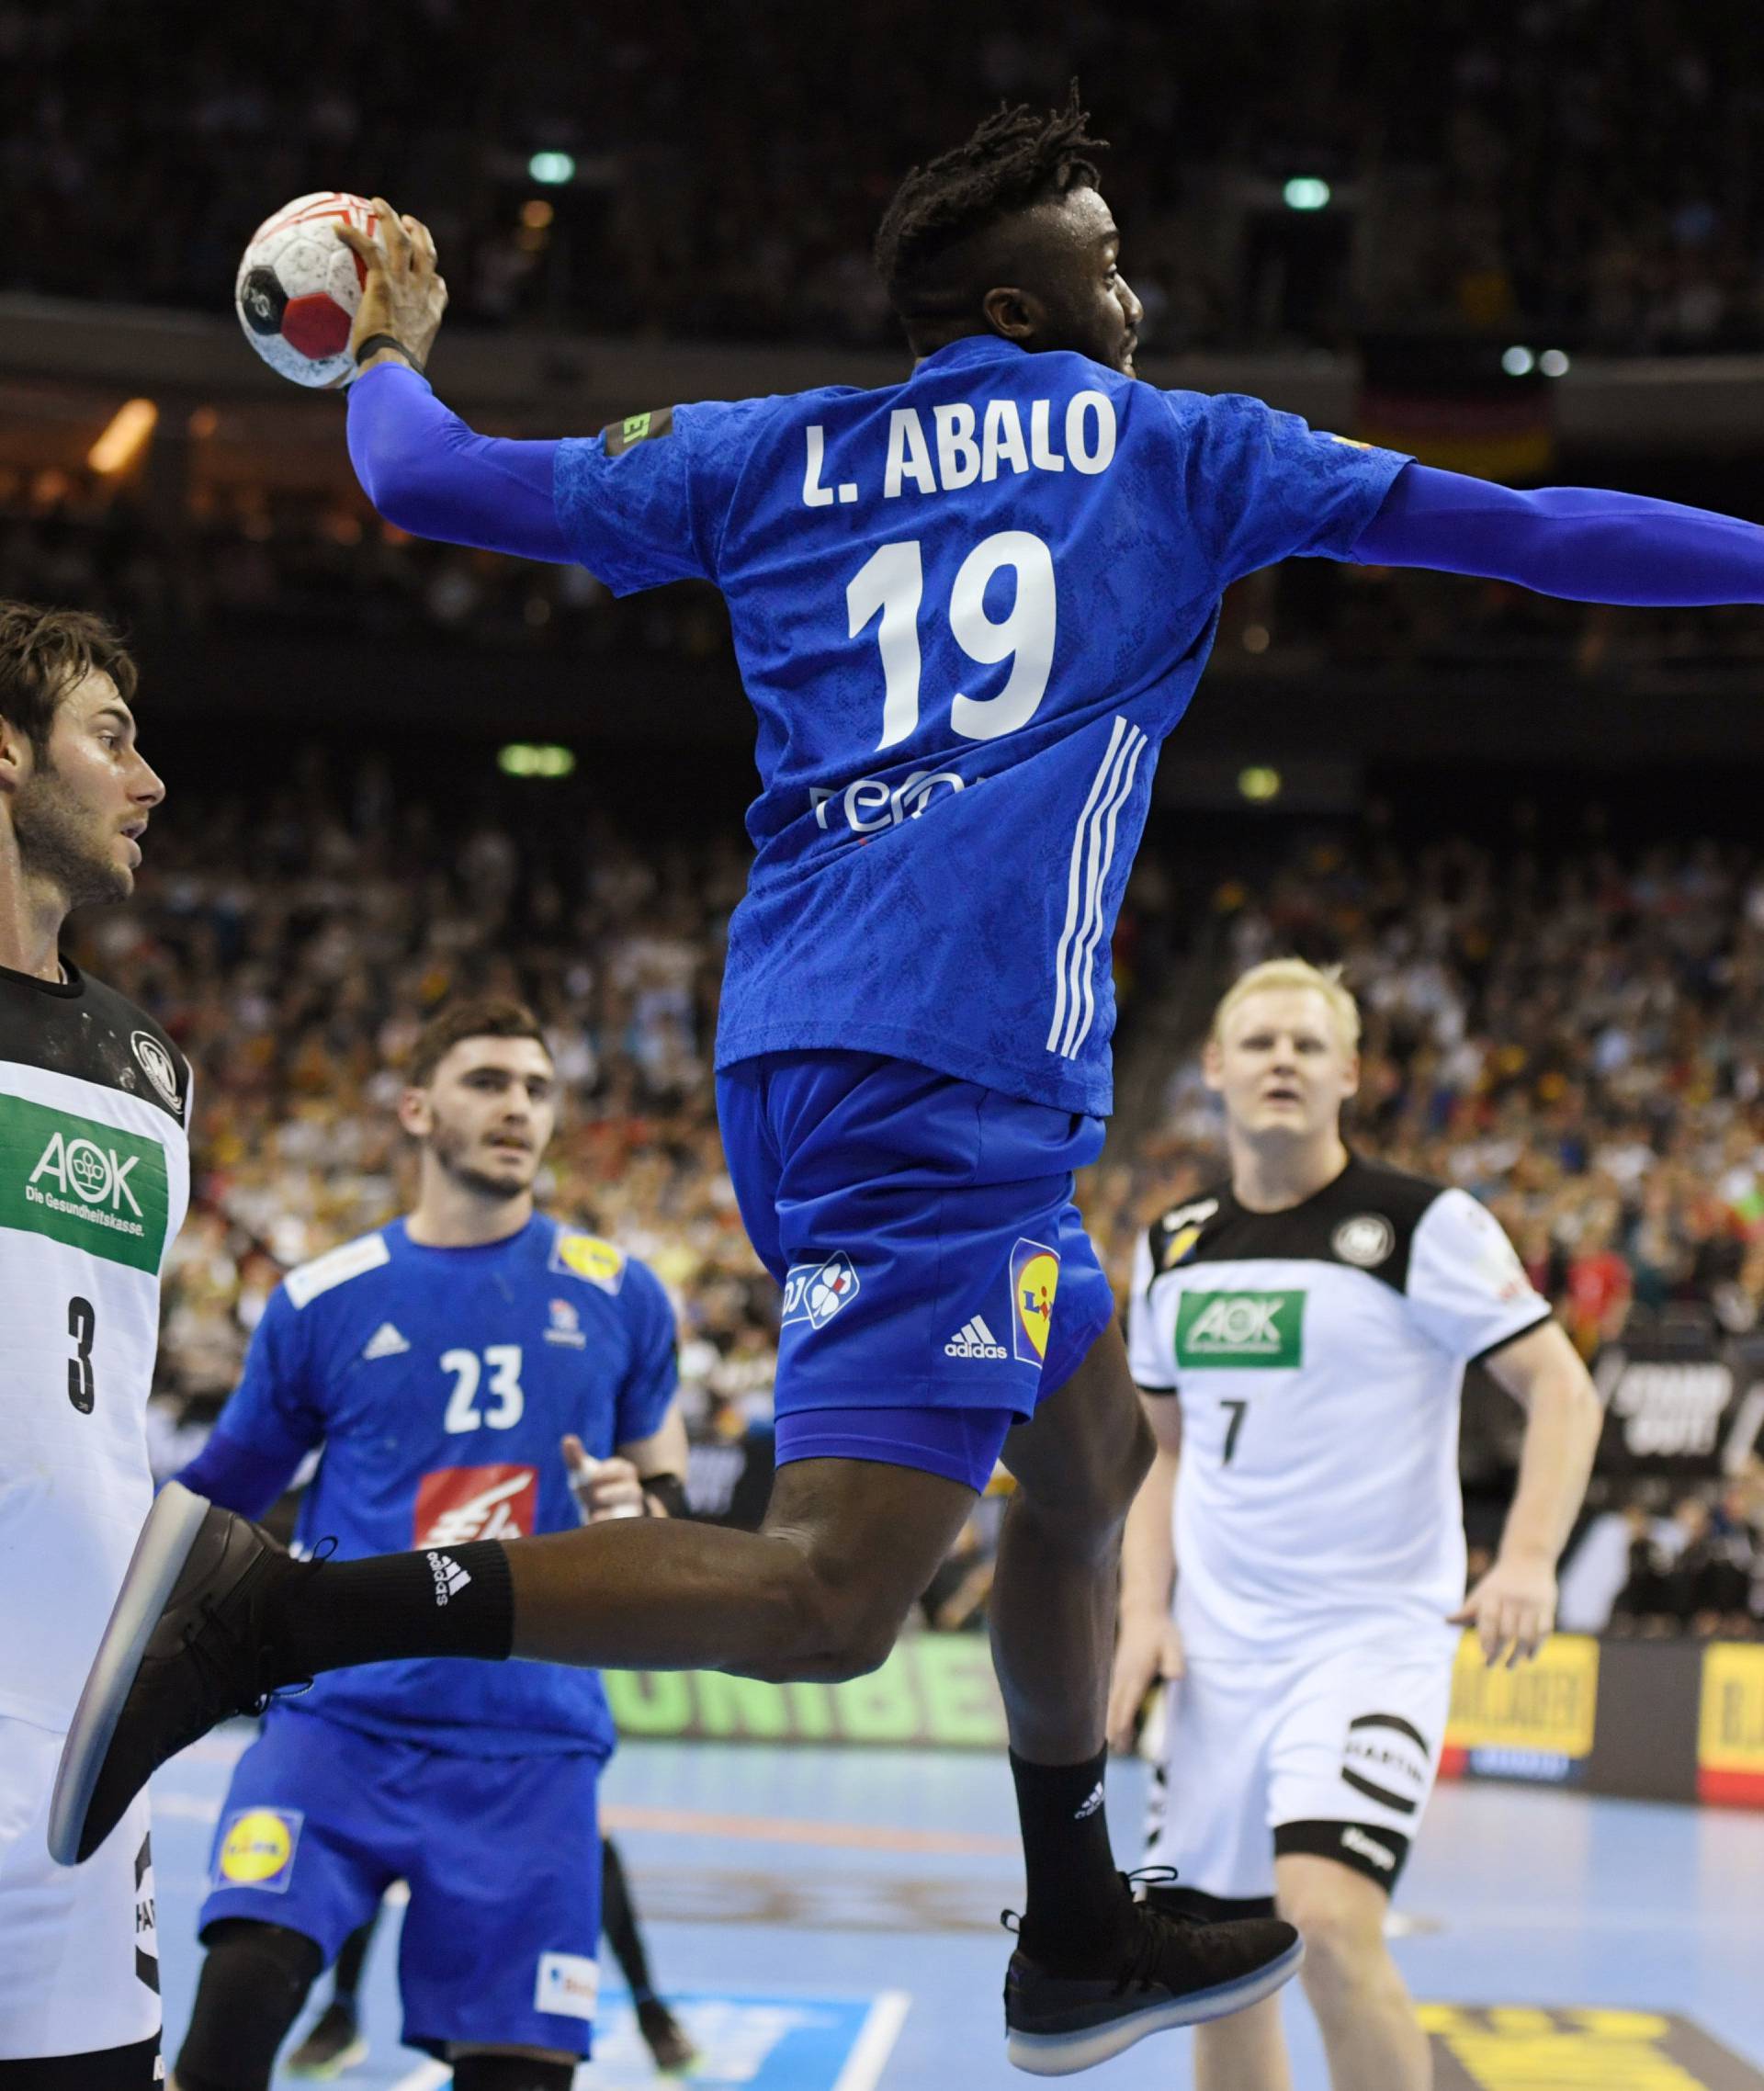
[{"left": 1011, "top": 1238, "right": 1061, "bottom": 1364}]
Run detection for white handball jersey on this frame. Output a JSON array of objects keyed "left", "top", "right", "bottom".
[
  {"left": 0, "top": 960, "right": 190, "bottom": 1732},
  {"left": 1127, "top": 1154, "right": 1549, "bottom": 1663}
]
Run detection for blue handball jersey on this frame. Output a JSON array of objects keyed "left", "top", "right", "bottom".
[
  {"left": 195, "top": 1215, "right": 676, "bottom": 1758},
  {"left": 555, "top": 337, "right": 1408, "bottom": 1115}
]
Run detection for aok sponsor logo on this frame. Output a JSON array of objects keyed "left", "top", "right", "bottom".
[
  {"left": 1, "top": 1094, "right": 169, "bottom": 1272},
  {"left": 1175, "top": 1289, "right": 1306, "bottom": 1369}
]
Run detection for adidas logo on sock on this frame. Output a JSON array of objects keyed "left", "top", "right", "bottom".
[
  {"left": 1073, "top": 1780, "right": 1105, "bottom": 1821},
  {"left": 427, "top": 1551, "right": 472, "bottom": 1605},
  {"left": 944, "top": 1316, "right": 1007, "bottom": 1361},
  {"left": 363, "top": 1322, "right": 411, "bottom": 1360}
]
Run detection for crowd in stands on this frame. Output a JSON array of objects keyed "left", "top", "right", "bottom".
[
  {"left": 75, "top": 742, "right": 1764, "bottom": 1632},
  {"left": 9, "top": 0, "right": 1764, "bottom": 354}
]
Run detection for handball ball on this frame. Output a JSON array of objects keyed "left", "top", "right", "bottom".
[{"left": 235, "top": 192, "right": 380, "bottom": 388}]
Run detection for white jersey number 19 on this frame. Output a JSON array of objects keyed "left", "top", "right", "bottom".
[{"left": 848, "top": 532, "right": 1057, "bottom": 752}]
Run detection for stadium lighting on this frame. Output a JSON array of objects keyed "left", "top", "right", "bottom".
[
  {"left": 1539, "top": 348, "right": 1571, "bottom": 378},
  {"left": 1238, "top": 765, "right": 1283, "bottom": 802},
  {"left": 498, "top": 742, "right": 577, "bottom": 779},
  {"left": 1283, "top": 177, "right": 1331, "bottom": 211},
  {"left": 528, "top": 152, "right": 576, "bottom": 186},
  {"left": 1501, "top": 345, "right": 1536, "bottom": 377},
  {"left": 87, "top": 399, "right": 158, "bottom": 475}
]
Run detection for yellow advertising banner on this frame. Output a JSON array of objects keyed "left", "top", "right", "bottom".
[
  {"left": 1445, "top": 1633, "right": 1600, "bottom": 1758},
  {"left": 1698, "top": 1643, "right": 1764, "bottom": 1804}
]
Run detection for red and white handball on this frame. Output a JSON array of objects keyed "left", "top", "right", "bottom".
[{"left": 234, "top": 192, "right": 381, "bottom": 388}]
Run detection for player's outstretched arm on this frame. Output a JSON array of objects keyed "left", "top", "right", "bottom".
[
  {"left": 1106, "top": 1422, "right": 1184, "bottom": 1753},
  {"left": 1354, "top": 461, "right": 1764, "bottom": 605},
  {"left": 334, "top": 197, "right": 572, "bottom": 563}
]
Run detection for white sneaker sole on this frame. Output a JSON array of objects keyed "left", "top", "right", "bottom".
[
  {"left": 1007, "top": 1935, "right": 1305, "bottom": 2075},
  {"left": 48, "top": 1480, "right": 214, "bottom": 1867}
]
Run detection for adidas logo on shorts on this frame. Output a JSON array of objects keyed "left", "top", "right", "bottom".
[
  {"left": 944, "top": 1316, "right": 1007, "bottom": 1361},
  {"left": 427, "top": 1551, "right": 472, "bottom": 1604}
]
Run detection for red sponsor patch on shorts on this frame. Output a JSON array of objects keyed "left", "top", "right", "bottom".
[{"left": 413, "top": 1464, "right": 538, "bottom": 1546}]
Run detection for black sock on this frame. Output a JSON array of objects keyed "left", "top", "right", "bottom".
[
  {"left": 332, "top": 1910, "right": 379, "bottom": 2004},
  {"left": 1008, "top": 1746, "right": 1132, "bottom": 1971},
  {"left": 266, "top": 1542, "right": 514, "bottom": 1684}
]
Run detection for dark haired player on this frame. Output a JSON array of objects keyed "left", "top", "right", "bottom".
[
  {"left": 58, "top": 92, "right": 1764, "bottom": 2074},
  {"left": 0, "top": 604, "right": 184, "bottom": 2087},
  {"left": 162, "top": 1000, "right": 689, "bottom": 2091}
]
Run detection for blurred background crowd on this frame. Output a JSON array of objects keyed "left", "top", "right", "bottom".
[
  {"left": 71, "top": 761, "right": 1764, "bottom": 1641},
  {"left": 9, "top": 0, "right": 1764, "bottom": 355},
  {"left": 10, "top": 0, "right": 1764, "bottom": 1651}
]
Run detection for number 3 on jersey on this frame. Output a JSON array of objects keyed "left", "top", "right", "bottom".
[
  {"left": 441, "top": 1345, "right": 525, "bottom": 1432},
  {"left": 847, "top": 532, "right": 1056, "bottom": 751}
]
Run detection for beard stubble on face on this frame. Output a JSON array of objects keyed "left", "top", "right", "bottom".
[
  {"left": 427, "top": 1112, "right": 532, "bottom": 1204},
  {"left": 11, "top": 760, "right": 130, "bottom": 910}
]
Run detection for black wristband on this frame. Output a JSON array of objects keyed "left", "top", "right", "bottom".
[
  {"left": 642, "top": 1474, "right": 690, "bottom": 1520},
  {"left": 354, "top": 333, "right": 424, "bottom": 375}
]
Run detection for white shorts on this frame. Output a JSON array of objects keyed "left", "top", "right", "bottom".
[
  {"left": 1144, "top": 1640, "right": 1454, "bottom": 1906},
  {"left": 0, "top": 1712, "right": 160, "bottom": 2062}
]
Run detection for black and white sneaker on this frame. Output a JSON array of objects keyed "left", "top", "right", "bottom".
[
  {"left": 285, "top": 2000, "right": 370, "bottom": 2078},
  {"left": 1002, "top": 1882, "right": 1303, "bottom": 2075},
  {"left": 50, "top": 1482, "right": 305, "bottom": 1867}
]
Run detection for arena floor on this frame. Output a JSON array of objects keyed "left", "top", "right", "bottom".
[{"left": 151, "top": 1726, "right": 1764, "bottom": 2090}]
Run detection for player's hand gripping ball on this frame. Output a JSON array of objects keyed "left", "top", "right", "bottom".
[{"left": 234, "top": 192, "right": 381, "bottom": 388}]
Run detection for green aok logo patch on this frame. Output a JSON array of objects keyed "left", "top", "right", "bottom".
[
  {"left": 1, "top": 1094, "right": 169, "bottom": 1272},
  {"left": 1176, "top": 1289, "right": 1306, "bottom": 1368}
]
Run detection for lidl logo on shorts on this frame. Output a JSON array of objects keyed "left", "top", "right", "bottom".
[
  {"left": 550, "top": 1228, "right": 627, "bottom": 1294},
  {"left": 782, "top": 1251, "right": 860, "bottom": 1331},
  {"left": 214, "top": 1807, "right": 301, "bottom": 1892},
  {"left": 536, "top": 1950, "right": 600, "bottom": 2022},
  {"left": 1011, "top": 1238, "right": 1061, "bottom": 1364},
  {"left": 1175, "top": 1290, "right": 1305, "bottom": 1368}
]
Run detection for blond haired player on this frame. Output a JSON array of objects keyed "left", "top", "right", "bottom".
[
  {"left": 1108, "top": 959, "right": 1603, "bottom": 2091},
  {"left": 0, "top": 604, "right": 184, "bottom": 2085}
]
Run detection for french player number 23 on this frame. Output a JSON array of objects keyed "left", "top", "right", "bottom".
[
  {"left": 67, "top": 1295, "right": 96, "bottom": 1415},
  {"left": 441, "top": 1345, "right": 526, "bottom": 1432},
  {"left": 848, "top": 531, "right": 1057, "bottom": 752}
]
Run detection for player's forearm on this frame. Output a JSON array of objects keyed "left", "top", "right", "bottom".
[
  {"left": 173, "top": 1430, "right": 303, "bottom": 1521},
  {"left": 1497, "top": 1370, "right": 1603, "bottom": 1565},
  {"left": 345, "top": 362, "right": 572, "bottom": 562},
  {"left": 1119, "top": 1439, "right": 1178, "bottom": 1622},
  {"left": 1355, "top": 461, "right": 1764, "bottom": 605}
]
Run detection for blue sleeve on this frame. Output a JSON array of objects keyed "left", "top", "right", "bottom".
[
  {"left": 173, "top": 1286, "right": 322, "bottom": 1520},
  {"left": 345, "top": 363, "right": 571, "bottom": 563},
  {"left": 553, "top": 395, "right": 774, "bottom": 594},
  {"left": 1352, "top": 461, "right": 1764, "bottom": 605},
  {"left": 1172, "top": 392, "right": 1412, "bottom": 589},
  {"left": 612, "top": 1261, "right": 680, "bottom": 1448}
]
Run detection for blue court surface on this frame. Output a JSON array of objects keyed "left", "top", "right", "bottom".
[{"left": 151, "top": 1725, "right": 1764, "bottom": 2089}]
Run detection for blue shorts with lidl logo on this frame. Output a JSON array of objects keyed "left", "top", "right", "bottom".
[
  {"left": 200, "top": 1705, "right": 604, "bottom": 2057},
  {"left": 716, "top": 1050, "right": 1117, "bottom": 1493}
]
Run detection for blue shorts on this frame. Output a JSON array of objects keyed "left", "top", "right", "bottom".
[
  {"left": 716, "top": 1050, "right": 1117, "bottom": 1493},
  {"left": 200, "top": 1706, "right": 604, "bottom": 2058}
]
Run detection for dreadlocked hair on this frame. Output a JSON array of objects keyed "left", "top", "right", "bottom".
[{"left": 874, "top": 84, "right": 1108, "bottom": 314}]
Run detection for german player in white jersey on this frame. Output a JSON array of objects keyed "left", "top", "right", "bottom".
[
  {"left": 1108, "top": 958, "right": 1604, "bottom": 2091},
  {"left": 0, "top": 605, "right": 184, "bottom": 2086}
]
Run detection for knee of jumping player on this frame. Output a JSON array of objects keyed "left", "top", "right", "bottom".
[{"left": 749, "top": 1551, "right": 905, "bottom": 1682}]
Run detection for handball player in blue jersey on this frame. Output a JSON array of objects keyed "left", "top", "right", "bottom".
[
  {"left": 164, "top": 1000, "right": 691, "bottom": 2091},
  {"left": 59, "top": 92, "right": 1764, "bottom": 2074}
]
